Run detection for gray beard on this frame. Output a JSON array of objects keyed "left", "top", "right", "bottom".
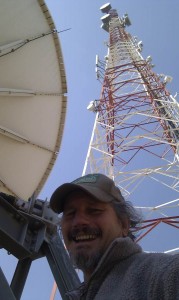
[{"left": 69, "top": 250, "right": 102, "bottom": 274}]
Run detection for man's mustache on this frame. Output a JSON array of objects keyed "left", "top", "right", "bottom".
[{"left": 68, "top": 226, "right": 102, "bottom": 240}]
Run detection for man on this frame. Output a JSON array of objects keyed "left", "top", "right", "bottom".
[{"left": 50, "top": 173, "right": 179, "bottom": 300}]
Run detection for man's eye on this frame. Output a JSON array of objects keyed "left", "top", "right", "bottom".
[
  {"left": 64, "top": 210, "right": 75, "bottom": 217},
  {"left": 89, "top": 208, "right": 103, "bottom": 214}
]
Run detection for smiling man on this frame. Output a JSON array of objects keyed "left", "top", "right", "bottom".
[
  {"left": 60, "top": 189, "right": 129, "bottom": 280},
  {"left": 50, "top": 173, "right": 179, "bottom": 300}
]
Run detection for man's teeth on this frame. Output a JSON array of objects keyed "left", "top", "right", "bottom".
[{"left": 75, "top": 235, "right": 96, "bottom": 241}]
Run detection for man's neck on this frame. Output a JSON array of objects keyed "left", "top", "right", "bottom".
[{"left": 83, "top": 268, "right": 94, "bottom": 282}]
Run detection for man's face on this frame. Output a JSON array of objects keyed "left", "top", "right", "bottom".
[{"left": 61, "top": 190, "right": 129, "bottom": 277}]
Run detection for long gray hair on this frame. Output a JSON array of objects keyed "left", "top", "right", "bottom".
[{"left": 111, "top": 200, "right": 142, "bottom": 240}]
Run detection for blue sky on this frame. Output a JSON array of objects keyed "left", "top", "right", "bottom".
[{"left": 1, "top": 1, "right": 179, "bottom": 299}]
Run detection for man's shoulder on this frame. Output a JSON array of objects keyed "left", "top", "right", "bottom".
[{"left": 127, "top": 250, "right": 179, "bottom": 274}]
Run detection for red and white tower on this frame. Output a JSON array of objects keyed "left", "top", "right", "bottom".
[{"left": 83, "top": 3, "right": 179, "bottom": 252}]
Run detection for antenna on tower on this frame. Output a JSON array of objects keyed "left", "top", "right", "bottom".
[{"left": 100, "top": 3, "right": 112, "bottom": 13}]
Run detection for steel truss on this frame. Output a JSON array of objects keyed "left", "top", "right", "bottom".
[
  {"left": 83, "top": 6, "right": 179, "bottom": 251},
  {"left": 0, "top": 194, "right": 80, "bottom": 300}
]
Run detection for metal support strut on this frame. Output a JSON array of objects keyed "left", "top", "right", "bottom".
[
  {"left": 0, "top": 194, "right": 81, "bottom": 299},
  {"left": 44, "top": 235, "right": 80, "bottom": 300}
]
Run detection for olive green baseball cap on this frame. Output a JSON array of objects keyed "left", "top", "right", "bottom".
[{"left": 50, "top": 173, "right": 125, "bottom": 213}]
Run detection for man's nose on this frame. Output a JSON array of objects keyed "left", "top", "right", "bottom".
[{"left": 72, "top": 211, "right": 90, "bottom": 227}]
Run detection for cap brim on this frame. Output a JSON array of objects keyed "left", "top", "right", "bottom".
[{"left": 50, "top": 182, "right": 114, "bottom": 213}]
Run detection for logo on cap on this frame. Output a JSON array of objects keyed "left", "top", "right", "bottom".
[{"left": 72, "top": 174, "right": 99, "bottom": 184}]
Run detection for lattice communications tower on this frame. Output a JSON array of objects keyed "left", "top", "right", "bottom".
[{"left": 83, "top": 3, "right": 179, "bottom": 252}]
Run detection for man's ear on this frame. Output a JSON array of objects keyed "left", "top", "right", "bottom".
[{"left": 122, "top": 217, "right": 130, "bottom": 237}]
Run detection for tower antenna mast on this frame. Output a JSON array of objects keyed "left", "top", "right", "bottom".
[{"left": 83, "top": 3, "right": 179, "bottom": 251}]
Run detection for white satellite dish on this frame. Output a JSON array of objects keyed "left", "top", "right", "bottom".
[{"left": 0, "top": 0, "right": 67, "bottom": 200}]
